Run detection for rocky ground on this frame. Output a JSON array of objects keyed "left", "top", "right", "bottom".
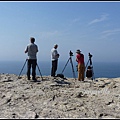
[{"left": 0, "top": 73, "right": 120, "bottom": 119}]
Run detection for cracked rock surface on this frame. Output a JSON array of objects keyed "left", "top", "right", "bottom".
[{"left": 0, "top": 74, "right": 120, "bottom": 118}]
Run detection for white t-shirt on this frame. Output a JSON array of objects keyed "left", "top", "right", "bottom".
[{"left": 51, "top": 48, "right": 59, "bottom": 61}]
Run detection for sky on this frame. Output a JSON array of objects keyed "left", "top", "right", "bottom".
[{"left": 0, "top": 1, "right": 120, "bottom": 63}]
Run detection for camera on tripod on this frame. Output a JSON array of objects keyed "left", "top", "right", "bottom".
[
  {"left": 88, "top": 53, "right": 92, "bottom": 59},
  {"left": 85, "top": 52, "right": 95, "bottom": 80},
  {"left": 69, "top": 50, "right": 73, "bottom": 56},
  {"left": 61, "top": 50, "right": 76, "bottom": 80}
]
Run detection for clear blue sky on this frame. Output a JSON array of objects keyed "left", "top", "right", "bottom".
[{"left": 0, "top": 1, "right": 120, "bottom": 63}]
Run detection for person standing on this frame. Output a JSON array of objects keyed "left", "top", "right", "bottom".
[
  {"left": 25, "top": 37, "right": 38, "bottom": 81},
  {"left": 51, "top": 44, "right": 60, "bottom": 77},
  {"left": 76, "top": 49, "right": 85, "bottom": 81}
]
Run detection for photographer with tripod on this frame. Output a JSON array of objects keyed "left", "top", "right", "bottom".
[
  {"left": 24, "top": 37, "right": 38, "bottom": 81},
  {"left": 76, "top": 49, "right": 85, "bottom": 81}
]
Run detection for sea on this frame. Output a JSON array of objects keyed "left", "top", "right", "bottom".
[{"left": 0, "top": 61, "right": 120, "bottom": 79}]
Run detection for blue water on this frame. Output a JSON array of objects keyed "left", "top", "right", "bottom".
[{"left": 0, "top": 61, "right": 120, "bottom": 78}]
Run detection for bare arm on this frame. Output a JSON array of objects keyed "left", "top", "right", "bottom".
[{"left": 25, "top": 47, "right": 28, "bottom": 53}]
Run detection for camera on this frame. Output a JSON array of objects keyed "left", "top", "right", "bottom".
[
  {"left": 88, "top": 53, "right": 93, "bottom": 65},
  {"left": 69, "top": 50, "right": 73, "bottom": 56},
  {"left": 88, "top": 53, "right": 92, "bottom": 58}
]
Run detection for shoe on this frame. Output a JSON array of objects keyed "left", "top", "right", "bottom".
[
  {"left": 51, "top": 75, "right": 55, "bottom": 77},
  {"left": 78, "top": 80, "right": 84, "bottom": 82},
  {"left": 32, "top": 77, "right": 37, "bottom": 82},
  {"left": 27, "top": 77, "right": 30, "bottom": 80},
  {"left": 33, "top": 79, "right": 37, "bottom": 82}
]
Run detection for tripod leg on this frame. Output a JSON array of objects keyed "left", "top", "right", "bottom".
[
  {"left": 36, "top": 63, "right": 43, "bottom": 80},
  {"left": 91, "top": 66, "right": 95, "bottom": 81},
  {"left": 85, "top": 59, "right": 89, "bottom": 70},
  {"left": 70, "top": 57, "right": 76, "bottom": 80},
  {"left": 61, "top": 58, "right": 70, "bottom": 74},
  {"left": 17, "top": 59, "right": 27, "bottom": 80}
]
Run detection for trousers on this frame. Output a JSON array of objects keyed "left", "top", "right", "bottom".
[
  {"left": 27, "top": 59, "right": 37, "bottom": 79},
  {"left": 51, "top": 60, "right": 58, "bottom": 77},
  {"left": 78, "top": 63, "right": 85, "bottom": 81}
]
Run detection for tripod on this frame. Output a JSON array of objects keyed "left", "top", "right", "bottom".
[
  {"left": 17, "top": 59, "right": 43, "bottom": 80},
  {"left": 85, "top": 53, "right": 95, "bottom": 81},
  {"left": 61, "top": 51, "right": 76, "bottom": 80}
]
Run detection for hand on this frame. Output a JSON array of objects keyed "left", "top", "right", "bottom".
[{"left": 25, "top": 51, "right": 27, "bottom": 53}]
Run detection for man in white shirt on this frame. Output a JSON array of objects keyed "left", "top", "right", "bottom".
[
  {"left": 51, "top": 44, "right": 60, "bottom": 77},
  {"left": 25, "top": 37, "right": 38, "bottom": 81}
]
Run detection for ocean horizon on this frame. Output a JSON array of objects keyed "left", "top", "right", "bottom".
[{"left": 0, "top": 61, "right": 120, "bottom": 79}]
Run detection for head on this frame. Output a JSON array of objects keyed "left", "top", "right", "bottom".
[
  {"left": 54, "top": 44, "right": 58, "bottom": 49},
  {"left": 76, "top": 49, "right": 81, "bottom": 54},
  {"left": 30, "top": 37, "right": 35, "bottom": 43}
]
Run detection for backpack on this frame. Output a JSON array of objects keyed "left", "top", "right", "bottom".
[
  {"left": 86, "top": 66, "right": 93, "bottom": 78},
  {"left": 56, "top": 74, "right": 64, "bottom": 78}
]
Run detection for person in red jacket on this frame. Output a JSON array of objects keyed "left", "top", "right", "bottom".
[{"left": 76, "top": 49, "right": 85, "bottom": 81}]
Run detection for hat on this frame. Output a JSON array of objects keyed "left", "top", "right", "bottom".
[{"left": 76, "top": 49, "right": 81, "bottom": 53}]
